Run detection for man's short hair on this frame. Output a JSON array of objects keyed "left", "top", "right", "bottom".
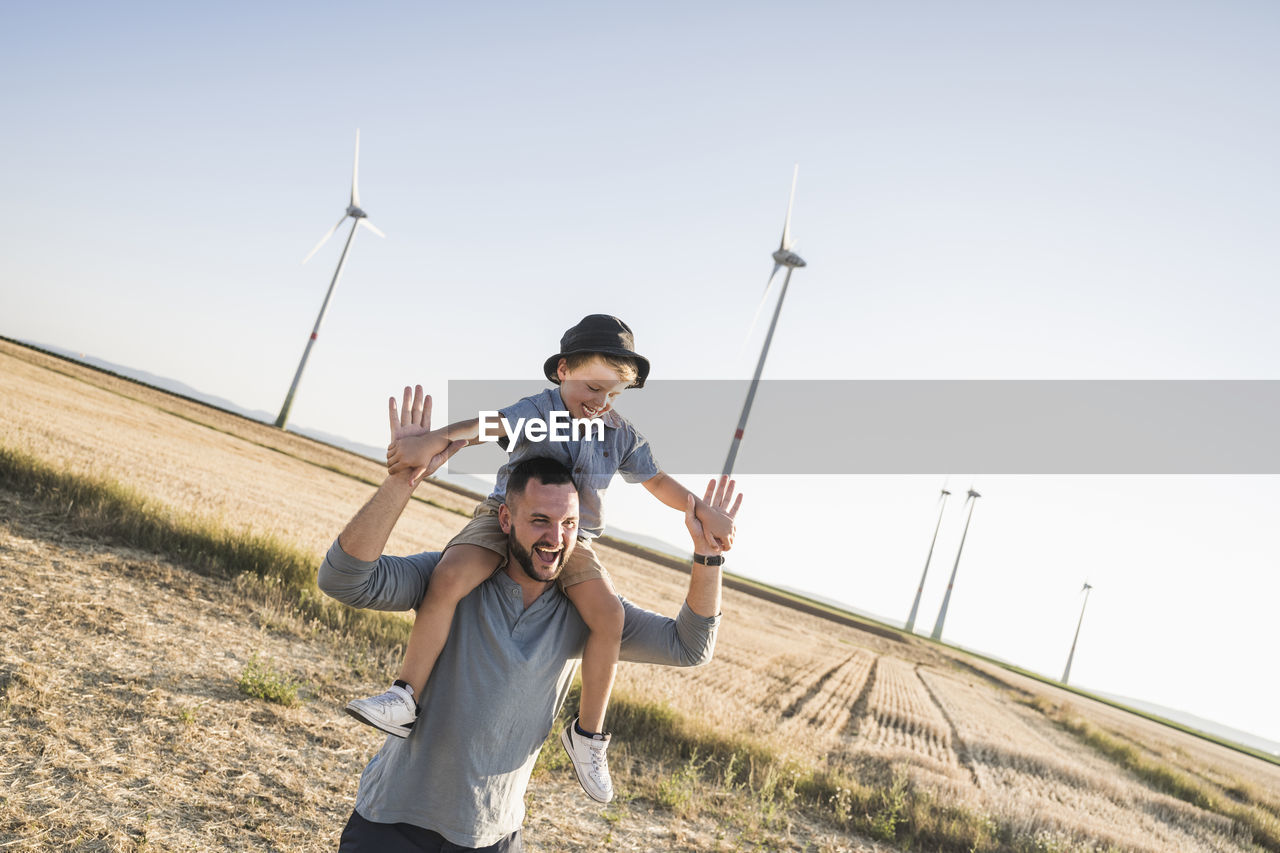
[{"left": 505, "top": 456, "right": 576, "bottom": 498}]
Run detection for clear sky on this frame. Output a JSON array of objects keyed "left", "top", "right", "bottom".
[{"left": 3, "top": 2, "right": 1278, "bottom": 745}]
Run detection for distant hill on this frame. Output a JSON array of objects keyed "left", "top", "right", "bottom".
[
  {"left": 1094, "top": 690, "right": 1280, "bottom": 759},
  {"left": 770, "top": 584, "right": 905, "bottom": 630},
  {"left": 21, "top": 338, "right": 402, "bottom": 463},
  {"left": 28, "top": 340, "right": 278, "bottom": 423}
]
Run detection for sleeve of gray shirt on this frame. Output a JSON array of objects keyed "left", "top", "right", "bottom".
[
  {"left": 317, "top": 539, "right": 443, "bottom": 611},
  {"left": 319, "top": 539, "right": 721, "bottom": 667},
  {"left": 617, "top": 598, "right": 720, "bottom": 667}
]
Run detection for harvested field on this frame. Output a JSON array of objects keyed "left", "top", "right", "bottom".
[
  {"left": 920, "top": 669, "right": 1249, "bottom": 852},
  {"left": 3, "top": 338, "right": 1277, "bottom": 852},
  {"left": 859, "top": 657, "right": 961, "bottom": 778},
  {"left": 2, "top": 488, "right": 877, "bottom": 852}
]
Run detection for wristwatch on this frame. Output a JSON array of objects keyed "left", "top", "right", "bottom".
[{"left": 691, "top": 553, "right": 724, "bottom": 566}]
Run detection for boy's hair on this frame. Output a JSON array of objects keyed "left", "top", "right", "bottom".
[
  {"left": 560, "top": 351, "right": 640, "bottom": 385},
  {"left": 506, "top": 456, "right": 576, "bottom": 499}
]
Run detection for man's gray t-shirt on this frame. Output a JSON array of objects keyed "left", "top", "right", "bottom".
[
  {"left": 492, "top": 387, "right": 659, "bottom": 539},
  {"left": 318, "top": 540, "right": 719, "bottom": 848}
]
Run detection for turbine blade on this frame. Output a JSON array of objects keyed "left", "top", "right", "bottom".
[
  {"left": 360, "top": 219, "right": 386, "bottom": 239},
  {"left": 779, "top": 163, "right": 799, "bottom": 251},
  {"left": 351, "top": 129, "right": 361, "bottom": 209},
  {"left": 303, "top": 214, "right": 347, "bottom": 263},
  {"left": 743, "top": 263, "right": 782, "bottom": 346}
]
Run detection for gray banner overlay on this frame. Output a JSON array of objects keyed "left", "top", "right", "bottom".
[{"left": 446, "top": 380, "right": 1280, "bottom": 475}]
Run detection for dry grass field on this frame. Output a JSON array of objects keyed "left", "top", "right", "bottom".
[{"left": 3, "top": 338, "right": 1278, "bottom": 852}]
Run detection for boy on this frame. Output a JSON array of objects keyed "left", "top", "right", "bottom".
[{"left": 344, "top": 315, "right": 736, "bottom": 804}]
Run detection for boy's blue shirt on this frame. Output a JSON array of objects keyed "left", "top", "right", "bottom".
[{"left": 490, "top": 387, "right": 659, "bottom": 538}]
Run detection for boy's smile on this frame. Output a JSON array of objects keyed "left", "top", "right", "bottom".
[{"left": 556, "top": 357, "right": 631, "bottom": 421}]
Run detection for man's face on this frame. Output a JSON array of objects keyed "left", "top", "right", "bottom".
[{"left": 500, "top": 479, "right": 579, "bottom": 583}]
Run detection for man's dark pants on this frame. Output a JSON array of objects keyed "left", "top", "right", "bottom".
[{"left": 339, "top": 810, "right": 522, "bottom": 852}]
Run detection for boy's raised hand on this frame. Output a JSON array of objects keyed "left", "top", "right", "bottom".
[
  {"left": 685, "top": 476, "right": 742, "bottom": 557},
  {"left": 386, "top": 385, "right": 466, "bottom": 485},
  {"left": 700, "top": 503, "right": 738, "bottom": 552}
]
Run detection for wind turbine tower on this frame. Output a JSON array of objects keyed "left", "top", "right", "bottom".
[
  {"left": 275, "top": 130, "right": 385, "bottom": 429},
  {"left": 723, "top": 165, "right": 807, "bottom": 477},
  {"left": 931, "top": 488, "right": 982, "bottom": 641},
  {"left": 905, "top": 486, "right": 951, "bottom": 633},
  {"left": 1062, "top": 582, "right": 1094, "bottom": 683}
]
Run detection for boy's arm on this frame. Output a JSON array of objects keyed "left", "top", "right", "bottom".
[
  {"left": 385, "top": 385, "right": 484, "bottom": 481},
  {"left": 642, "top": 470, "right": 737, "bottom": 550},
  {"left": 386, "top": 418, "right": 483, "bottom": 478},
  {"left": 390, "top": 388, "right": 556, "bottom": 477}
]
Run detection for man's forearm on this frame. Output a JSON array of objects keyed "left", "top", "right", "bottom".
[
  {"left": 337, "top": 472, "right": 418, "bottom": 561},
  {"left": 685, "top": 562, "right": 723, "bottom": 618}
]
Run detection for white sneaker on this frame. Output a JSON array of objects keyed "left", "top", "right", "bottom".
[
  {"left": 345, "top": 685, "right": 417, "bottom": 738},
  {"left": 560, "top": 719, "right": 614, "bottom": 803}
]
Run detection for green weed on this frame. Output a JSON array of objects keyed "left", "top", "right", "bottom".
[
  {"left": 237, "top": 653, "right": 301, "bottom": 706},
  {"left": 870, "top": 770, "right": 909, "bottom": 842},
  {"left": 655, "top": 750, "right": 706, "bottom": 817}
]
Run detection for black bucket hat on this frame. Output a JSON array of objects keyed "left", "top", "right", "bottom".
[{"left": 542, "top": 314, "right": 651, "bottom": 388}]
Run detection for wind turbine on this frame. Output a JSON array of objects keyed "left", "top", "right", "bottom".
[
  {"left": 1062, "top": 582, "right": 1094, "bottom": 683},
  {"left": 931, "top": 488, "right": 982, "bottom": 641},
  {"left": 723, "top": 165, "right": 807, "bottom": 477},
  {"left": 905, "top": 486, "right": 951, "bottom": 633},
  {"left": 274, "top": 130, "right": 386, "bottom": 429}
]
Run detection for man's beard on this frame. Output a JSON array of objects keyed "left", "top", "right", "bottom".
[{"left": 508, "top": 529, "right": 568, "bottom": 582}]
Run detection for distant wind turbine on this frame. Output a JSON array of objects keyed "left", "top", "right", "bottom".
[
  {"left": 723, "top": 165, "right": 807, "bottom": 477},
  {"left": 931, "top": 488, "right": 982, "bottom": 641},
  {"left": 275, "top": 130, "right": 385, "bottom": 429},
  {"left": 1062, "top": 582, "right": 1094, "bottom": 683},
  {"left": 905, "top": 486, "right": 951, "bottom": 633}
]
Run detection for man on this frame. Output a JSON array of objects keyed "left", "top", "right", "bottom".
[{"left": 318, "top": 391, "right": 741, "bottom": 851}]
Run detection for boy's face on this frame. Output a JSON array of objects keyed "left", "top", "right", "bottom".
[{"left": 556, "top": 356, "right": 631, "bottom": 420}]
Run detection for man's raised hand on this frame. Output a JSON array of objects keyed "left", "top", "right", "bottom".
[
  {"left": 685, "top": 476, "right": 742, "bottom": 557},
  {"left": 386, "top": 385, "right": 466, "bottom": 485}
]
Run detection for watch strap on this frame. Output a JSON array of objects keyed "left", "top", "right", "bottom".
[{"left": 692, "top": 553, "right": 725, "bottom": 566}]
